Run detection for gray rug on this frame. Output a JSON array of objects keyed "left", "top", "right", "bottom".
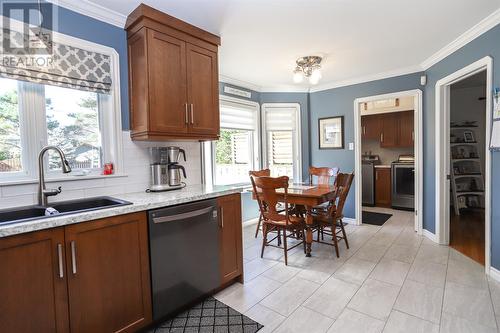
[{"left": 152, "top": 297, "right": 263, "bottom": 333}]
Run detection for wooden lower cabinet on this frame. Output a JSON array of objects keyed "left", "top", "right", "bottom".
[
  {"left": 65, "top": 212, "right": 152, "bottom": 333},
  {"left": 0, "top": 228, "right": 69, "bottom": 333},
  {"left": 0, "top": 212, "right": 151, "bottom": 333},
  {"left": 375, "top": 168, "right": 392, "bottom": 208},
  {"left": 217, "top": 193, "right": 243, "bottom": 284}
]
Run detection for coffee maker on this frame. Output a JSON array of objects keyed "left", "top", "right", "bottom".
[{"left": 148, "top": 147, "right": 187, "bottom": 192}]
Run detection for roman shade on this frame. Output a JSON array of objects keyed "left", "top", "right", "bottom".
[
  {"left": 263, "top": 106, "right": 299, "bottom": 167},
  {"left": 0, "top": 28, "right": 112, "bottom": 94}
]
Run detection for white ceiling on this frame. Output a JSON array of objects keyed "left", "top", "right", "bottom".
[{"left": 84, "top": 0, "right": 500, "bottom": 91}]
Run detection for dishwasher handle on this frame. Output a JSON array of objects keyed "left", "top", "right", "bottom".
[{"left": 152, "top": 206, "right": 215, "bottom": 224}]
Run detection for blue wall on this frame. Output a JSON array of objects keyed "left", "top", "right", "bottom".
[
  {"left": 309, "top": 73, "right": 423, "bottom": 219},
  {"left": 423, "top": 24, "right": 500, "bottom": 266}
]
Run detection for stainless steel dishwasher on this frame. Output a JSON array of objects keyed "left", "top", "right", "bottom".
[{"left": 148, "top": 199, "right": 220, "bottom": 321}]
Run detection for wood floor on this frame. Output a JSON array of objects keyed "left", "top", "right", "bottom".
[{"left": 449, "top": 209, "right": 485, "bottom": 265}]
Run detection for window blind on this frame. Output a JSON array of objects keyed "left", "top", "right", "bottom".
[
  {"left": 268, "top": 131, "right": 293, "bottom": 164},
  {"left": 0, "top": 28, "right": 112, "bottom": 94},
  {"left": 220, "top": 101, "right": 258, "bottom": 130},
  {"left": 263, "top": 107, "right": 297, "bottom": 131}
]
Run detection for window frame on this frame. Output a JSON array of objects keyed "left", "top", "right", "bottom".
[
  {"left": 0, "top": 17, "right": 122, "bottom": 184},
  {"left": 261, "top": 103, "right": 302, "bottom": 182},
  {"left": 203, "top": 95, "right": 260, "bottom": 186}
]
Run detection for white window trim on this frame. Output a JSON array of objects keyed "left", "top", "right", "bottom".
[
  {"left": 0, "top": 16, "right": 123, "bottom": 184},
  {"left": 203, "top": 95, "right": 260, "bottom": 186},
  {"left": 261, "top": 103, "right": 302, "bottom": 182}
]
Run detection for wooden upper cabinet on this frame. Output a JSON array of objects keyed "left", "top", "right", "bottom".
[
  {"left": 126, "top": 4, "right": 221, "bottom": 141},
  {"left": 380, "top": 113, "right": 399, "bottom": 147},
  {"left": 218, "top": 193, "right": 243, "bottom": 285},
  {"left": 64, "top": 213, "right": 152, "bottom": 333},
  {"left": 148, "top": 30, "right": 188, "bottom": 134},
  {"left": 0, "top": 228, "right": 69, "bottom": 333},
  {"left": 398, "top": 111, "right": 414, "bottom": 147},
  {"left": 187, "top": 44, "right": 220, "bottom": 136},
  {"left": 361, "top": 114, "right": 381, "bottom": 140}
]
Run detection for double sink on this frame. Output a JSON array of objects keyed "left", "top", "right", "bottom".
[{"left": 0, "top": 196, "right": 132, "bottom": 226}]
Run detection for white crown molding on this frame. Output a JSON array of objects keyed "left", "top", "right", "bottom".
[
  {"left": 309, "top": 65, "right": 423, "bottom": 93},
  {"left": 46, "top": 0, "right": 127, "bottom": 28},
  {"left": 420, "top": 8, "right": 500, "bottom": 69}
]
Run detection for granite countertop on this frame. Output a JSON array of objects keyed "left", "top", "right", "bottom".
[
  {"left": 0, "top": 184, "right": 243, "bottom": 238},
  {"left": 374, "top": 165, "right": 392, "bottom": 169}
]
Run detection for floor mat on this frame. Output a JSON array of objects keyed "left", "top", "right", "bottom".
[
  {"left": 362, "top": 211, "right": 392, "bottom": 226},
  {"left": 151, "top": 297, "right": 263, "bottom": 333}
]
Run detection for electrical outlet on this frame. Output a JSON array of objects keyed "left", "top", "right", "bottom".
[{"left": 348, "top": 142, "right": 354, "bottom": 150}]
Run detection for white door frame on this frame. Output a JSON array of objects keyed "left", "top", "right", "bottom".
[
  {"left": 435, "top": 56, "right": 492, "bottom": 272},
  {"left": 354, "top": 89, "right": 424, "bottom": 235}
]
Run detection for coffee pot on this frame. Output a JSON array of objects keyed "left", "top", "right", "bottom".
[
  {"left": 167, "top": 147, "right": 186, "bottom": 164},
  {"left": 168, "top": 164, "right": 186, "bottom": 186}
]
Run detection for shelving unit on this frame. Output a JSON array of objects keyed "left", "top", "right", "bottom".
[{"left": 450, "top": 125, "right": 484, "bottom": 215}]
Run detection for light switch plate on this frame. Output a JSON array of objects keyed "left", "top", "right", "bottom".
[{"left": 348, "top": 142, "right": 354, "bottom": 150}]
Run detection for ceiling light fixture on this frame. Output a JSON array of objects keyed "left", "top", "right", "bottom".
[{"left": 292, "top": 56, "right": 323, "bottom": 85}]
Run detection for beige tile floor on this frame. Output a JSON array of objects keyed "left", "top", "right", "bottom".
[{"left": 214, "top": 207, "right": 500, "bottom": 333}]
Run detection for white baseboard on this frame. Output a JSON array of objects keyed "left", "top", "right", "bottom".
[
  {"left": 243, "top": 217, "right": 259, "bottom": 227},
  {"left": 489, "top": 266, "right": 500, "bottom": 282},
  {"left": 423, "top": 229, "right": 439, "bottom": 243},
  {"left": 342, "top": 217, "right": 357, "bottom": 225}
]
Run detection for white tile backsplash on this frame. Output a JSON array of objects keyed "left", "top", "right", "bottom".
[{"left": 0, "top": 131, "right": 203, "bottom": 209}]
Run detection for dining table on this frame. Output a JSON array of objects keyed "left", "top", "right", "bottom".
[{"left": 250, "top": 183, "right": 338, "bottom": 257}]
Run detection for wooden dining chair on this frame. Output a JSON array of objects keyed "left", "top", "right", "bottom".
[
  {"left": 250, "top": 169, "right": 291, "bottom": 239},
  {"left": 249, "top": 169, "right": 271, "bottom": 238},
  {"left": 250, "top": 175, "right": 306, "bottom": 265},
  {"left": 312, "top": 172, "right": 354, "bottom": 257},
  {"left": 294, "top": 166, "right": 340, "bottom": 220},
  {"left": 309, "top": 166, "right": 340, "bottom": 186}
]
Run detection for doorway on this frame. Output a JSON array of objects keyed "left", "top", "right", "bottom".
[
  {"left": 354, "top": 90, "right": 423, "bottom": 234},
  {"left": 436, "top": 57, "right": 492, "bottom": 270}
]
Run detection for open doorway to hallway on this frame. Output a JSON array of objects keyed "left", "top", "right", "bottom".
[
  {"left": 354, "top": 90, "right": 423, "bottom": 234},
  {"left": 449, "top": 70, "right": 487, "bottom": 265}
]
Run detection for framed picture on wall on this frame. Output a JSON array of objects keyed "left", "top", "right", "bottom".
[{"left": 318, "top": 116, "right": 344, "bottom": 149}]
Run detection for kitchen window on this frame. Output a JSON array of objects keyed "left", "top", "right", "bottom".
[
  {"left": 203, "top": 96, "right": 260, "bottom": 186},
  {"left": 262, "top": 103, "right": 302, "bottom": 182},
  {"left": 0, "top": 25, "right": 121, "bottom": 183}
]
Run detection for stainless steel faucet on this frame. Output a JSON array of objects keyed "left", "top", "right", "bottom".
[{"left": 38, "top": 146, "right": 72, "bottom": 206}]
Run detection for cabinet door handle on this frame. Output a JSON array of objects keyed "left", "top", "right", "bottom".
[
  {"left": 184, "top": 103, "right": 189, "bottom": 124},
  {"left": 57, "top": 243, "right": 64, "bottom": 279},
  {"left": 380, "top": 133, "right": 384, "bottom": 143},
  {"left": 70, "top": 241, "right": 77, "bottom": 275},
  {"left": 219, "top": 206, "right": 224, "bottom": 228},
  {"left": 190, "top": 104, "right": 194, "bottom": 124},
  {"left": 412, "top": 131, "right": 414, "bottom": 141},
  {"left": 363, "top": 126, "right": 366, "bottom": 135}
]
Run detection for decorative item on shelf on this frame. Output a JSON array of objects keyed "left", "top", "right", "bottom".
[
  {"left": 457, "top": 196, "right": 467, "bottom": 209},
  {"left": 453, "top": 166, "right": 461, "bottom": 175},
  {"left": 292, "top": 56, "right": 323, "bottom": 85},
  {"left": 103, "top": 162, "right": 114, "bottom": 175},
  {"left": 318, "top": 116, "right": 344, "bottom": 149},
  {"left": 463, "top": 131, "right": 475, "bottom": 142}
]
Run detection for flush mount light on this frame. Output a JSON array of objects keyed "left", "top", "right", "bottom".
[{"left": 292, "top": 56, "right": 323, "bottom": 85}]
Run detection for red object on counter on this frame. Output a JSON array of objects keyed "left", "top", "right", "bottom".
[{"left": 103, "top": 163, "right": 114, "bottom": 175}]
